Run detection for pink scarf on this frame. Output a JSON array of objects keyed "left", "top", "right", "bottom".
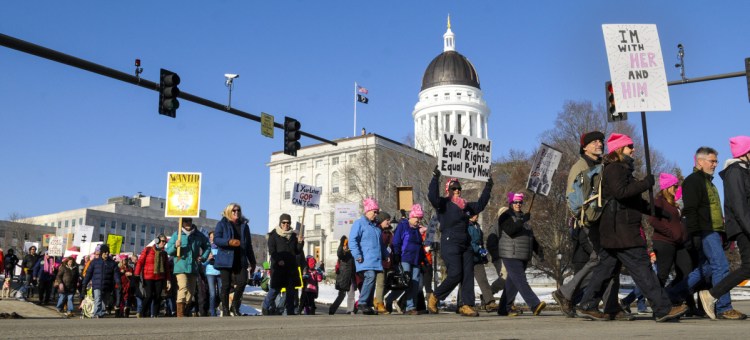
[
  {"left": 43, "top": 257, "right": 55, "bottom": 274},
  {"left": 444, "top": 178, "right": 466, "bottom": 210}
]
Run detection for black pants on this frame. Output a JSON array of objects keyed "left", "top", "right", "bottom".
[
  {"left": 433, "top": 237, "right": 475, "bottom": 306},
  {"left": 711, "top": 233, "right": 750, "bottom": 297},
  {"left": 652, "top": 240, "right": 693, "bottom": 287},
  {"left": 579, "top": 247, "right": 672, "bottom": 317},
  {"left": 38, "top": 279, "right": 52, "bottom": 304},
  {"left": 142, "top": 279, "right": 164, "bottom": 317},
  {"left": 220, "top": 267, "right": 248, "bottom": 312}
]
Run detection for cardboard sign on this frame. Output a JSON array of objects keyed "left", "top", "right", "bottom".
[
  {"left": 333, "top": 203, "right": 359, "bottom": 240},
  {"left": 107, "top": 234, "right": 124, "bottom": 255},
  {"left": 42, "top": 234, "right": 56, "bottom": 247},
  {"left": 165, "top": 172, "right": 202, "bottom": 217},
  {"left": 48, "top": 237, "right": 64, "bottom": 257},
  {"left": 438, "top": 133, "right": 492, "bottom": 182},
  {"left": 526, "top": 143, "right": 563, "bottom": 196},
  {"left": 73, "top": 225, "right": 94, "bottom": 247},
  {"left": 292, "top": 182, "right": 322, "bottom": 209},
  {"left": 602, "top": 24, "right": 671, "bottom": 112}
]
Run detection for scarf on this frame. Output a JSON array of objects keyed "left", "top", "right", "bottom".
[
  {"left": 43, "top": 257, "right": 55, "bottom": 274},
  {"left": 275, "top": 225, "right": 293, "bottom": 239},
  {"left": 451, "top": 194, "right": 466, "bottom": 210},
  {"left": 153, "top": 247, "right": 165, "bottom": 275}
]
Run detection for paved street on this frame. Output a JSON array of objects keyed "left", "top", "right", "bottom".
[{"left": 2, "top": 298, "right": 750, "bottom": 339}]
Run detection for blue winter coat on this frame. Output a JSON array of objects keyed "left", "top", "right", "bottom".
[
  {"left": 204, "top": 245, "right": 221, "bottom": 276},
  {"left": 82, "top": 256, "right": 121, "bottom": 291},
  {"left": 428, "top": 176, "right": 493, "bottom": 244},
  {"left": 349, "top": 215, "right": 387, "bottom": 272},
  {"left": 392, "top": 219, "right": 424, "bottom": 265},
  {"left": 213, "top": 217, "right": 256, "bottom": 270}
]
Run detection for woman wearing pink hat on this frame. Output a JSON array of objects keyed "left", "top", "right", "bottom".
[
  {"left": 348, "top": 197, "right": 389, "bottom": 315},
  {"left": 576, "top": 133, "right": 687, "bottom": 322},
  {"left": 391, "top": 204, "right": 427, "bottom": 314},
  {"left": 427, "top": 167, "right": 493, "bottom": 316}
]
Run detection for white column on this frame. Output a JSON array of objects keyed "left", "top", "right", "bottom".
[
  {"left": 437, "top": 111, "right": 444, "bottom": 136},
  {"left": 451, "top": 111, "right": 458, "bottom": 134}
]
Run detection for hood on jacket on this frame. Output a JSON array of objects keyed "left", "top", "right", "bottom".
[{"left": 720, "top": 158, "right": 749, "bottom": 179}]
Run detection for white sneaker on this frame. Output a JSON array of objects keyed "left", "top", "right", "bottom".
[
  {"left": 699, "top": 290, "right": 717, "bottom": 320},
  {"left": 393, "top": 301, "right": 402, "bottom": 314}
]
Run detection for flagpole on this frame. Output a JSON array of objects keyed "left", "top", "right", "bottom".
[{"left": 353, "top": 81, "right": 357, "bottom": 137}]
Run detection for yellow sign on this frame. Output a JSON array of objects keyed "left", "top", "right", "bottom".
[
  {"left": 42, "top": 234, "right": 56, "bottom": 247},
  {"left": 106, "top": 234, "right": 124, "bottom": 255},
  {"left": 165, "top": 172, "right": 202, "bottom": 217},
  {"left": 261, "top": 112, "right": 274, "bottom": 138}
]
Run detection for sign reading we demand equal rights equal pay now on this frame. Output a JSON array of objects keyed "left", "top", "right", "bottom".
[{"left": 438, "top": 133, "right": 492, "bottom": 182}]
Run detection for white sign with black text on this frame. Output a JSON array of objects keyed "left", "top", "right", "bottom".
[
  {"left": 291, "top": 182, "right": 322, "bottom": 209},
  {"left": 438, "top": 133, "right": 492, "bottom": 182},
  {"left": 526, "top": 143, "right": 563, "bottom": 197}
]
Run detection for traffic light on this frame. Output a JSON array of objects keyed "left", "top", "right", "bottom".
[
  {"left": 284, "top": 116, "right": 301, "bottom": 156},
  {"left": 606, "top": 81, "right": 627, "bottom": 122},
  {"left": 159, "top": 69, "right": 180, "bottom": 118},
  {"left": 745, "top": 57, "right": 750, "bottom": 102}
]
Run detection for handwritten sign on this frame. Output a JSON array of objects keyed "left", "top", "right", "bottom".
[
  {"left": 291, "top": 182, "right": 322, "bottom": 209},
  {"left": 48, "top": 237, "right": 64, "bottom": 257},
  {"left": 333, "top": 203, "right": 359, "bottom": 240},
  {"left": 165, "top": 172, "right": 202, "bottom": 217},
  {"left": 526, "top": 143, "right": 563, "bottom": 197},
  {"left": 438, "top": 133, "right": 492, "bottom": 182},
  {"left": 74, "top": 225, "right": 94, "bottom": 247},
  {"left": 602, "top": 24, "right": 670, "bottom": 112},
  {"left": 106, "top": 234, "right": 124, "bottom": 255}
]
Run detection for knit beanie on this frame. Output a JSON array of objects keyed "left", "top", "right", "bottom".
[
  {"left": 580, "top": 131, "right": 605, "bottom": 155},
  {"left": 279, "top": 213, "right": 292, "bottom": 224},
  {"left": 606, "top": 133, "right": 634, "bottom": 153},
  {"left": 659, "top": 173, "right": 679, "bottom": 191},
  {"left": 377, "top": 211, "right": 391, "bottom": 223},
  {"left": 730, "top": 136, "right": 750, "bottom": 158},
  {"left": 409, "top": 204, "right": 424, "bottom": 218},
  {"left": 363, "top": 198, "right": 379, "bottom": 213}
]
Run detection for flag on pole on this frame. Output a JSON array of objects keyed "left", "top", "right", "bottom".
[
  {"left": 357, "top": 94, "right": 369, "bottom": 104},
  {"left": 357, "top": 85, "right": 369, "bottom": 94}
]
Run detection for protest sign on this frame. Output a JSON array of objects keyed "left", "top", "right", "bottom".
[
  {"left": 333, "top": 203, "right": 359, "bottom": 240},
  {"left": 165, "top": 172, "right": 202, "bottom": 218},
  {"left": 292, "top": 182, "right": 322, "bottom": 209},
  {"left": 107, "top": 234, "right": 124, "bottom": 255},
  {"left": 438, "top": 132, "right": 492, "bottom": 182},
  {"left": 526, "top": 143, "right": 563, "bottom": 196},
  {"left": 48, "top": 237, "right": 64, "bottom": 257},
  {"left": 602, "top": 24, "right": 670, "bottom": 112},
  {"left": 74, "top": 225, "right": 94, "bottom": 247}
]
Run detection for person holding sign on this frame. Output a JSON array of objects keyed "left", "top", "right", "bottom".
[
  {"left": 349, "top": 198, "right": 388, "bottom": 315},
  {"left": 213, "top": 203, "right": 256, "bottom": 317},
  {"left": 32, "top": 251, "right": 57, "bottom": 305},
  {"left": 427, "top": 167, "right": 492, "bottom": 317},
  {"left": 165, "top": 217, "right": 211, "bottom": 317},
  {"left": 262, "top": 213, "right": 304, "bottom": 316}
]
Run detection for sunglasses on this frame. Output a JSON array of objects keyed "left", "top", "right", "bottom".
[
  {"left": 512, "top": 201, "right": 524, "bottom": 205},
  {"left": 281, "top": 221, "right": 291, "bottom": 225},
  {"left": 232, "top": 209, "right": 241, "bottom": 212},
  {"left": 451, "top": 187, "right": 462, "bottom": 191},
  {"left": 626, "top": 144, "right": 634, "bottom": 149},
  {"left": 159, "top": 239, "right": 167, "bottom": 243}
]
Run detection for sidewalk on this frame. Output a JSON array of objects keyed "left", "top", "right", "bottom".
[{"left": 0, "top": 299, "right": 64, "bottom": 319}]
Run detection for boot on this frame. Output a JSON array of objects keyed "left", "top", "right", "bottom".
[
  {"left": 427, "top": 293, "right": 439, "bottom": 314},
  {"left": 176, "top": 302, "right": 185, "bottom": 318},
  {"left": 459, "top": 305, "right": 479, "bottom": 317},
  {"left": 123, "top": 307, "right": 130, "bottom": 318},
  {"left": 375, "top": 301, "right": 387, "bottom": 314}
]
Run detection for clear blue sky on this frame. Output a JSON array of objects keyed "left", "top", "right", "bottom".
[{"left": 2, "top": 1, "right": 749, "bottom": 234}]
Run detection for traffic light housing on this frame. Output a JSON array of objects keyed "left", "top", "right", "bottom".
[
  {"left": 745, "top": 57, "right": 750, "bottom": 102},
  {"left": 606, "top": 81, "right": 627, "bottom": 122},
  {"left": 284, "top": 116, "right": 301, "bottom": 156},
  {"left": 159, "top": 69, "right": 180, "bottom": 118}
]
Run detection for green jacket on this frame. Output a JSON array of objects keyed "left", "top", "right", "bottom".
[{"left": 166, "top": 227, "right": 211, "bottom": 274}]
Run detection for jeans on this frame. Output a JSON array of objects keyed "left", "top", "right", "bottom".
[
  {"left": 358, "top": 270, "right": 377, "bottom": 306},
  {"left": 711, "top": 233, "right": 750, "bottom": 298},
  {"left": 500, "top": 259, "right": 540, "bottom": 311},
  {"left": 56, "top": 292, "right": 74, "bottom": 312},
  {"left": 401, "top": 262, "right": 422, "bottom": 311},
  {"left": 680, "top": 231, "right": 732, "bottom": 313},
  {"left": 329, "top": 281, "right": 357, "bottom": 314},
  {"left": 263, "top": 284, "right": 297, "bottom": 315},
  {"left": 621, "top": 284, "right": 647, "bottom": 311},
  {"left": 206, "top": 274, "right": 221, "bottom": 316},
  {"left": 93, "top": 289, "right": 105, "bottom": 317}
]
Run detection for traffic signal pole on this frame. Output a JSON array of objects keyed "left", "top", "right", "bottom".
[{"left": 0, "top": 33, "right": 337, "bottom": 147}]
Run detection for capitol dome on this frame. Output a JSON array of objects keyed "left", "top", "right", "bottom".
[{"left": 421, "top": 50, "right": 480, "bottom": 91}]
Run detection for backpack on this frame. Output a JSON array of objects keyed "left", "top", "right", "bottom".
[{"left": 567, "top": 164, "right": 607, "bottom": 228}]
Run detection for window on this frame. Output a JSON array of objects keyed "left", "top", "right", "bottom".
[
  {"left": 348, "top": 177, "right": 357, "bottom": 192},
  {"left": 315, "top": 160, "right": 322, "bottom": 168},
  {"left": 444, "top": 93, "right": 450, "bottom": 100},
  {"left": 99, "top": 234, "right": 104, "bottom": 242},
  {"left": 100, "top": 221, "right": 105, "bottom": 228},
  {"left": 314, "top": 174, "right": 322, "bottom": 187},
  {"left": 72, "top": 219, "right": 76, "bottom": 227},
  {"left": 160, "top": 227, "right": 165, "bottom": 235},
  {"left": 160, "top": 202, "right": 164, "bottom": 209},
  {"left": 331, "top": 157, "right": 339, "bottom": 166},
  {"left": 130, "top": 237, "right": 135, "bottom": 246},
  {"left": 79, "top": 218, "right": 83, "bottom": 225},
  {"left": 58, "top": 221, "right": 62, "bottom": 228},
  {"left": 140, "top": 239, "right": 145, "bottom": 246},
  {"left": 331, "top": 172, "right": 340, "bottom": 194},
  {"left": 457, "top": 92, "right": 462, "bottom": 101},
  {"left": 121, "top": 222, "right": 127, "bottom": 231},
  {"left": 65, "top": 220, "right": 69, "bottom": 228},
  {"left": 433, "top": 94, "right": 438, "bottom": 101},
  {"left": 111, "top": 220, "right": 116, "bottom": 230},
  {"left": 348, "top": 154, "right": 357, "bottom": 163},
  {"left": 284, "top": 165, "right": 291, "bottom": 174},
  {"left": 141, "top": 225, "right": 146, "bottom": 233},
  {"left": 284, "top": 179, "right": 291, "bottom": 200},
  {"left": 314, "top": 214, "right": 321, "bottom": 230},
  {"left": 330, "top": 241, "right": 339, "bottom": 254},
  {"left": 444, "top": 114, "right": 451, "bottom": 132},
  {"left": 299, "top": 163, "right": 306, "bottom": 172},
  {"left": 150, "top": 226, "right": 155, "bottom": 234}
]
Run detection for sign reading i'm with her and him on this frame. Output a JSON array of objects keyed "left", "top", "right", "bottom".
[
  {"left": 526, "top": 143, "right": 563, "bottom": 197},
  {"left": 291, "top": 182, "right": 322, "bottom": 209},
  {"left": 438, "top": 132, "right": 492, "bottom": 182},
  {"left": 602, "top": 24, "right": 671, "bottom": 112}
]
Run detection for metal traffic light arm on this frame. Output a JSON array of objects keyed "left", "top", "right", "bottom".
[{"left": 0, "top": 33, "right": 337, "bottom": 146}]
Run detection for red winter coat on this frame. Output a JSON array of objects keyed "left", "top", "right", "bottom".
[{"left": 135, "top": 246, "right": 170, "bottom": 281}]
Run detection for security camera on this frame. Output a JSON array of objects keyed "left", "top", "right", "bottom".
[{"left": 225, "top": 74, "right": 239, "bottom": 79}]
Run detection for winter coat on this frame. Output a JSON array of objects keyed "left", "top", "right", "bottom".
[
  {"left": 22, "top": 253, "right": 39, "bottom": 272},
  {"left": 204, "top": 245, "right": 221, "bottom": 276},
  {"left": 165, "top": 227, "right": 211, "bottom": 275},
  {"left": 213, "top": 217, "right": 256, "bottom": 270},
  {"left": 82, "top": 256, "right": 121, "bottom": 291},
  {"left": 381, "top": 227, "right": 394, "bottom": 270},
  {"left": 598, "top": 157, "right": 652, "bottom": 249},
  {"left": 468, "top": 221, "right": 487, "bottom": 264},
  {"left": 32, "top": 256, "right": 57, "bottom": 282},
  {"left": 3, "top": 253, "right": 17, "bottom": 271},
  {"left": 498, "top": 210, "right": 535, "bottom": 261},
  {"left": 683, "top": 168, "right": 724, "bottom": 234},
  {"left": 349, "top": 215, "right": 387, "bottom": 272},
  {"left": 566, "top": 155, "right": 601, "bottom": 195},
  {"left": 392, "top": 219, "right": 425, "bottom": 266},
  {"left": 334, "top": 242, "right": 355, "bottom": 291},
  {"left": 55, "top": 263, "right": 79, "bottom": 294},
  {"left": 721, "top": 159, "right": 750, "bottom": 240},
  {"left": 268, "top": 229, "right": 303, "bottom": 289},
  {"left": 135, "top": 246, "right": 171, "bottom": 281},
  {"left": 428, "top": 176, "right": 493, "bottom": 244},
  {"left": 649, "top": 194, "right": 686, "bottom": 246}
]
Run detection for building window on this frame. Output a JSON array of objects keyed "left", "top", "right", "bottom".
[
  {"left": 160, "top": 227, "right": 165, "bottom": 235},
  {"left": 348, "top": 154, "right": 357, "bottom": 163},
  {"left": 330, "top": 241, "right": 338, "bottom": 254},
  {"left": 433, "top": 94, "right": 438, "bottom": 101},
  {"left": 111, "top": 220, "right": 116, "bottom": 230},
  {"left": 444, "top": 93, "right": 450, "bottom": 100},
  {"left": 314, "top": 214, "right": 321, "bottom": 230},
  {"left": 79, "top": 218, "right": 83, "bottom": 225},
  {"left": 284, "top": 179, "right": 291, "bottom": 200},
  {"left": 150, "top": 226, "right": 155, "bottom": 234},
  {"left": 284, "top": 165, "right": 291, "bottom": 174},
  {"left": 141, "top": 225, "right": 146, "bottom": 233},
  {"left": 348, "top": 177, "right": 357, "bottom": 192},
  {"left": 99, "top": 234, "right": 104, "bottom": 242},
  {"left": 65, "top": 220, "right": 69, "bottom": 228},
  {"left": 140, "top": 239, "right": 145, "bottom": 247},
  {"left": 315, "top": 174, "right": 322, "bottom": 187},
  {"left": 121, "top": 222, "right": 127, "bottom": 231},
  {"left": 72, "top": 219, "right": 76, "bottom": 227},
  {"left": 58, "top": 221, "right": 62, "bottom": 228},
  {"left": 100, "top": 221, "right": 105, "bottom": 228},
  {"left": 331, "top": 172, "right": 340, "bottom": 194},
  {"left": 130, "top": 237, "right": 135, "bottom": 246},
  {"left": 160, "top": 202, "right": 164, "bottom": 209},
  {"left": 331, "top": 157, "right": 339, "bottom": 166},
  {"left": 457, "top": 92, "right": 462, "bottom": 101},
  {"left": 315, "top": 160, "right": 322, "bottom": 168},
  {"left": 299, "top": 163, "right": 306, "bottom": 172}
]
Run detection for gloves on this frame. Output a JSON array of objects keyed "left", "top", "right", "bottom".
[
  {"left": 228, "top": 239, "right": 241, "bottom": 247},
  {"left": 645, "top": 174, "right": 655, "bottom": 187},
  {"left": 432, "top": 165, "right": 441, "bottom": 178},
  {"left": 487, "top": 177, "right": 493, "bottom": 186},
  {"left": 523, "top": 213, "right": 531, "bottom": 222},
  {"left": 478, "top": 248, "right": 488, "bottom": 257}
]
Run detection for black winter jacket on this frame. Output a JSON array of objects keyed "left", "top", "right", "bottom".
[
  {"left": 82, "top": 256, "right": 120, "bottom": 291},
  {"left": 598, "top": 157, "right": 652, "bottom": 249},
  {"left": 267, "top": 230, "right": 304, "bottom": 289},
  {"left": 683, "top": 168, "right": 722, "bottom": 234},
  {"left": 428, "top": 175, "right": 492, "bottom": 244},
  {"left": 334, "top": 240, "right": 355, "bottom": 291},
  {"left": 720, "top": 160, "right": 750, "bottom": 239}
]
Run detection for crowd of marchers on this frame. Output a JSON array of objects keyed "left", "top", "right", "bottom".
[{"left": 3, "top": 133, "right": 750, "bottom": 322}]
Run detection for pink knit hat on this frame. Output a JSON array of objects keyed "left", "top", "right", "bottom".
[
  {"left": 730, "top": 136, "right": 750, "bottom": 158},
  {"left": 675, "top": 186, "right": 683, "bottom": 201},
  {"left": 659, "top": 173, "right": 679, "bottom": 191},
  {"left": 409, "top": 204, "right": 424, "bottom": 218},
  {"left": 363, "top": 197, "right": 379, "bottom": 213},
  {"left": 606, "top": 133, "right": 634, "bottom": 152},
  {"left": 507, "top": 192, "right": 524, "bottom": 204},
  {"left": 444, "top": 178, "right": 461, "bottom": 195}
]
